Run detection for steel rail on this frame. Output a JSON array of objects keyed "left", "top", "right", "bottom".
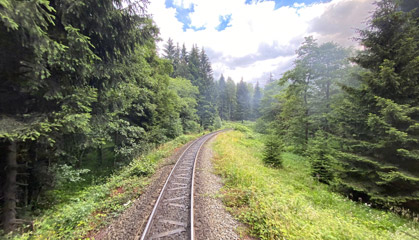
[
  {"left": 139, "top": 131, "right": 220, "bottom": 240},
  {"left": 190, "top": 132, "right": 217, "bottom": 240}
]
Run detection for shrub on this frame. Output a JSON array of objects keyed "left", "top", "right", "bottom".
[
  {"left": 308, "top": 131, "right": 336, "bottom": 184},
  {"left": 262, "top": 136, "right": 282, "bottom": 168}
]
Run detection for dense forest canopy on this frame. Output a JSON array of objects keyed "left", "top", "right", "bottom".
[
  {"left": 0, "top": 0, "right": 261, "bottom": 233},
  {"left": 0, "top": 0, "right": 418, "bottom": 236}
]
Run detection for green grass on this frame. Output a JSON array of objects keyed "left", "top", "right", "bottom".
[
  {"left": 212, "top": 129, "right": 419, "bottom": 240},
  {"left": 8, "top": 133, "right": 203, "bottom": 240}
]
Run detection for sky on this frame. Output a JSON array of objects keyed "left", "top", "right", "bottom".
[{"left": 148, "top": 0, "right": 376, "bottom": 85}]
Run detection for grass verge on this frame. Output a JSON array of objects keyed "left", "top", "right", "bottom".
[
  {"left": 212, "top": 129, "right": 419, "bottom": 240},
  {"left": 9, "top": 133, "right": 203, "bottom": 240}
]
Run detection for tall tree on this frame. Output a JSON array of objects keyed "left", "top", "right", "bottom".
[
  {"left": 252, "top": 81, "right": 263, "bottom": 120},
  {"left": 163, "top": 38, "right": 176, "bottom": 77},
  {"left": 278, "top": 37, "right": 318, "bottom": 152},
  {"left": 174, "top": 43, "right": 189, "bottom": 78},
  {"left": 225, "top": 77, "right": 237, "bottom": 120},
  {"left": 0, "top": 0, "right": 165, "bottom": 232},
  {"left": 163, "top": 38, "right": 176, "bottom": 61},
  {"left": 333, "top": 0, "right": 419, "bottom": 211},
  {"left": 235, "top": 79, "right": 251, "bottom": 121},
  {"left": 216, "top": 75, "right": 229, "bottom": 120},
  {"left": 196, "top": 48, "right": 217, "bottom": 128}
]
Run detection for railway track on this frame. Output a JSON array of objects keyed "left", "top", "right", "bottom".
[{"left": 139, "top": 131, "right": 222, "bottom": 240}]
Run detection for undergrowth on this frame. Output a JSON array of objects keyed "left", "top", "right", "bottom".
[
  {"left": 212, "top": 129, "right": 419, "bottom": 240},
  {"left": 7, "top": 133, "right": 202, "bottom": 240}
]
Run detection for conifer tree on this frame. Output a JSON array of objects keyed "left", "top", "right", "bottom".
[
  {"left": 225, "top": 77, "right": 237, "bottom": 120},
  {"left": 235, "top": 79, "right": 251, "bottom": 121},
  {"left": 252, "top": 81, "right": 263, "bottom": 120},
  {"left": 334, "top": 0, "right": 419, "bottom": 211},
  {"left": 217, "top": 75, "right": 229, "bottom": 120}
]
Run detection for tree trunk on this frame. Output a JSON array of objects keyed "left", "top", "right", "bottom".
[
  {"left": 304, "top": 74, "right": 311, "bottom": 144},
  {"left": 2, "top": 141, "right": 17, "bottom": 233},
  {"left": 325, "top": 81, "right": 331, "bottom": 132},
  {"left": 97, "top": 146, "right": 103, "bottom": 165}
]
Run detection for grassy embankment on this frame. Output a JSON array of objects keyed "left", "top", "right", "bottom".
[
  {"left": 8, "top": 133, "right": 204, "bottom": 240},
  {"left": 212, "top": 125, "right": 419, "bottom": 240}
]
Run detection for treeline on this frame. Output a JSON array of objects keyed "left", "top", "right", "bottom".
[
  {"left": 259, "top": 0, "right": 419, "bottom": 214},
  {"left": 162, "top": 39, "right": 263, "bottom": 123}
]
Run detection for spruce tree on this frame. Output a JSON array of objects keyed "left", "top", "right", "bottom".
[
  {"left": 334, "top": 0, "right": 419, "bottom": 211},
  {"left": 225, "top": 77, "right": 237, "bottom": 120},
  {"left": 252, "top": 81, "right": 263, "bottom": 120},
  {"left": 217, "top": 75, "right": 229, "bottom": 120},
  {"left": 235, "top": 79, "right": 251, "bottom": 121}
]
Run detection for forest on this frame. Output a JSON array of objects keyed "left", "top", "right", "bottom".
[{"left": 0, "top": 0, "right": 418, "bottom": 238}]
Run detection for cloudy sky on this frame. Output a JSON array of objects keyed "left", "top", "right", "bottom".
[{"left": 148, "top": 0, "right": 376, "bottom": 84}]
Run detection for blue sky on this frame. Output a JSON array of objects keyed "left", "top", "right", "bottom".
[
  {"left": 165, "top": 0, "right": 330, "bottom": 32},
  {"left": 149, "top": 0, "right": 375, "bottom": 84}
]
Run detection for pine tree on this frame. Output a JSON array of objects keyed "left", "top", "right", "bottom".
[
  {"left": 252, "top": 81, "right": 263, "bottom": 120},
  {"left": 334, "top": 0, "right": 419, "bottom": 211},
  {"left": 175, "top": 43, "right": 189, "bottom": 78},
  {"left": 163, "top": 38, "right": 176, "bottom": 77},
  {"left": 225, "top": 77, "right": 237, "bottom": 120},
  {"left": 196, "top": 48, "right": 217, "bottom": 128},
  {"left": 235, "top": 79, "right": 251, "bottom": 121},
  {"left": 163, "top": 38, "right": 176, "bottom": 61},
  {"left": 217, "top": 75, "right": 229, "bottom": 120},
  {"left": 278, "top": 37, "right": 317, "bottom": 152}
]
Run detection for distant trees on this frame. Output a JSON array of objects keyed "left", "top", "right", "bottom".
[
  {"left": 252, "top": 82, "right": 262, "bottom": 120},
  {"left": 162, "top": 43, "right": 217, "bottom": 128},
  {"left": 162, "top": 40, "right": 263, "bottom": 124},
  {"left": 216, "top": 75, "right": 229, "bottom": 120},
  {"left": 277, "top": 37, "right": 350, "bottom": 153},
  {"left": 235, "top": 79, "right": 251, "bottom": 121}
]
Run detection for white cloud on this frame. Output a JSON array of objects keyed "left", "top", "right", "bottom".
[
  {"left": 172, "top": 0, "right": 194, "bottom": 8},
  {"left": 148, "top": 0, "right": 375, "bottom": 84}
]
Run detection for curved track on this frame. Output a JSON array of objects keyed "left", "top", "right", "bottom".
[{"left": 139, "top": 131, "right": 222, "bottom": 240}]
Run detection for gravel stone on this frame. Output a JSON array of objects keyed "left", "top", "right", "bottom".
[
  {"left": 93, "top": 133, "right": 244, "bottom": 240},
  {"left": 93, "top": 140, "right": 195, "bottom": 240},
  {"left": 194, "top": 136, "right": 241, "bottom": 240}
]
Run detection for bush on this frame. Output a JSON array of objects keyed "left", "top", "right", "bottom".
[
  {"left": 213, "top": 116, "right": 222, "bottom": 129},
  {"left": 254, "top": 118, "right": 268, "bottom": 134},
  {"left": 263, "top": 136, "right": 283, "bottom": 167},
  {"left": 128, "top": 159, "right": 155, "bottom": 177},
  {"left": 308, "top": 131, "right": 336, "bottom": 184},
  {"left": 183, "top": 120, "right": 201, "bottom": 134}
]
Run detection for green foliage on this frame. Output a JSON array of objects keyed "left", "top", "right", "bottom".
[
  {"left": 168, "top": 77, "right": 199, "bottom": 133},
  {"left": 162, "top": 40, "right": 218, "bottom": 129},
  {"left": 0, "top": 0, "right": 206, "bottom": 234},
  {"left": 213, "top": 116, "right": 222, "bottom": 130},
  {"left": 307, "top": 131, "right": 336, "bottom": 184},
  {"left": 251, "top": 82, "right": 262, "bottom": 120},
  {"left": 262, "top": 135, "right": 283, "bottom": 168},
  {"left": 235, "top": 79, "right": 251, "bottom": 121},
  {"left": 9, "top": 133, "right": 200, "bottom": 239},
  {"left": 51, "top": 164, "right": 91, "bottom": 188},
  {"left": 331, "top": 0, "right": 419, "bottom": 211},
  {"left": 213, "top": 128, "right": 419, "bottom": 240},
  {"left": 276, "top": 37, "right": 351, "bottom": 154}
]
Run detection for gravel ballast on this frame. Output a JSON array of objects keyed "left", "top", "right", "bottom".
[
  {"left": 93, "top": 140, "right": 195, "bottom": 240},
  {"left": 94, "top": 133, "right": 241, "bottom": 240},
  {"left": 194, "top": 136, "right": 240, "bottom": 240}
]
